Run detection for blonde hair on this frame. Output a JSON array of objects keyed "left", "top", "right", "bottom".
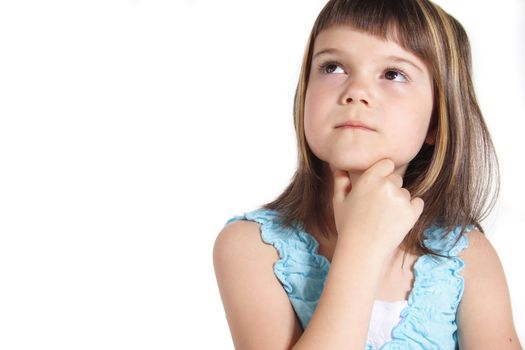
[{"left": 263, "top": 0, "right": 499, "bottom": 258}]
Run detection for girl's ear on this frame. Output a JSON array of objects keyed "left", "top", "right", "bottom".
[{"left": 425, "top": 126, "right": 437, "bottom": 145}]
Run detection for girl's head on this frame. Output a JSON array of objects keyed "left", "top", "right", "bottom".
[
  {"left": 304, "top": 25, "right": 435, "bottom": 178},
  {"left": 265, "top": 0, "right": 499, "bottom": 256}
]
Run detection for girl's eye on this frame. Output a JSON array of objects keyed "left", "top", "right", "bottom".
[
  {"left": 317, "top": 60, "right": 410, "bottom": 82},
  {"left": 317, "top": 61, "right": 345, "bottom": 74},
  {"left": 384, "top": 68, "right": 409, "bottom": 82}
]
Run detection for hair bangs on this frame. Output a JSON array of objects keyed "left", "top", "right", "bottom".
[{"left": 310, "top": 0, "right": 436, "bottom": 68}]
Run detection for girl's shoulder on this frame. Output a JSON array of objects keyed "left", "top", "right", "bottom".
[
  {"left": 215, "top": 213, "right": 279, "bottom": 265},
  {"left": 223, "top": 207, "right": 327, "bottom": 266},
  {"left": 216, "top": 208, "right": 285, "bottom": 270},
  {"left": 215, "top": 210, "right": 281, "bottom": 270}
]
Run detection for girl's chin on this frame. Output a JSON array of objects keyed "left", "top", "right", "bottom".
[
  {"left": 328, "top": 159, "right": 409, "bottom": 178},
  {"left": 328, "top": 159, "right": 378, "bottom": 174}
]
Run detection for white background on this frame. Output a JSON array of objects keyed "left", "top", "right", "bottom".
[{"left": 0, "top": 0, "right": 523, "bottom": 349}]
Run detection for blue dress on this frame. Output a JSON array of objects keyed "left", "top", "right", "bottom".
[{"left": 225, "top": 208, "right": 475, "bottom": 350}]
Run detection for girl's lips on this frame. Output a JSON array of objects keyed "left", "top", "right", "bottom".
[
  {"left": 338, "top": 125, "right": 373, "bottom": 131},
  {"left": 335, "top": 121, "right": 375, "bottom": 131}
]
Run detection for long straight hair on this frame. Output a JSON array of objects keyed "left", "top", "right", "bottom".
[{"left": 262, "top": 0, "right": 499, "bottom": 259}]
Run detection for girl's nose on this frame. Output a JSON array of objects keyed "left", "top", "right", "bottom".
[{"left": 340, "top": 77, "right": 371, "bottom": 106}]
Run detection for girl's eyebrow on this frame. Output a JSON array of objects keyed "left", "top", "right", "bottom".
[
  {"left": 384, "top": 56, "right": 424, "bottom": 73},
  {"left": 313, "top": 48, "right": 424, "bottom": 73},
  {"left": 312, "top": 48, "right": 344, "bottom": 59}
]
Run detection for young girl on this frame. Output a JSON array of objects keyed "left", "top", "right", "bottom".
[{"left": 213, "top": 0, "right": 522, "bottom": 349}]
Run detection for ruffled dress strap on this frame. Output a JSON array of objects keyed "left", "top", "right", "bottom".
[
  {"left": 382, "top": 223, "right": 476, "bottom": 350},
  {"left": 225, "top": 208, "right": 330, "bottom": 329}
]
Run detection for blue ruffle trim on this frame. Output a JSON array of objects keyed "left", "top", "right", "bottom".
[
  {"left": 225, "top": 208, "right": 475, "bottom": 349},
  {"left": 225, "top": 208, "right": 329, "bottom": 329},
  {"left": 380, "top": 224, "right": 475, "bottom": 350}
]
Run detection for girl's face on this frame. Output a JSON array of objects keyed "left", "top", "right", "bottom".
[{"left": 304, "top": 25, "right": 434, "bottom": 176}]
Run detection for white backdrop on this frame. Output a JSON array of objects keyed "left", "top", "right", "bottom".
[{"left": 0, "top": 0, "right": 523, "bottom": 349}]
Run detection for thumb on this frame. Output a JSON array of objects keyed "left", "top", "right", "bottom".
[{"left": 332, "top": 169, "right": 351, "bottom": 203}]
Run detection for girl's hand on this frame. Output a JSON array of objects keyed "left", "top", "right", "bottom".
[{"left": 332, "top": 158, "right": 424, "bottom": 254}]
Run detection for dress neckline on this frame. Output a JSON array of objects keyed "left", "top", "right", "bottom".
[
  {"left": 296, "top": 226, "right": 423, "bottom": 348},
  {"left": 246, "top": 208, "right": 470, "bottom": 347}
]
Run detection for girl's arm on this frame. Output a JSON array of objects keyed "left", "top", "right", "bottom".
[
  {"left": 213, "top": 220, "right": 303, "bottom": 349},
  {"left": 291, "top": 234, "right": 390, "bottom": 350},
  {"left": 213, "top": 219, "right": 389, "bottom": 350},
  {"left": 214, "top": 160, "right": 422, "bottom": 350},
  {"left": 457, "top": 230, "right": 522, "bottom": 349}
]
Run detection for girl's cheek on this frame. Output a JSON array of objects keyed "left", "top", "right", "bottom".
[
  {"left": 382, "top": 82, "right": 413, "bottom": 95},
  {"left": 312, "top": 73, "right": 347, "bottom": 87}
]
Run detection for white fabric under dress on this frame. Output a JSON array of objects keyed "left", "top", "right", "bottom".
[{"left": 367, "top": 300, "right": 409, "bottom": 349}]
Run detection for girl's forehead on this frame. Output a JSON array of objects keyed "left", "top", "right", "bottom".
[
  {"left": 315, "top": 25, "right": 404, "bottom": 52},
  {"left": 313, "top": 25, "right": 426, "bottom": 66}
]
